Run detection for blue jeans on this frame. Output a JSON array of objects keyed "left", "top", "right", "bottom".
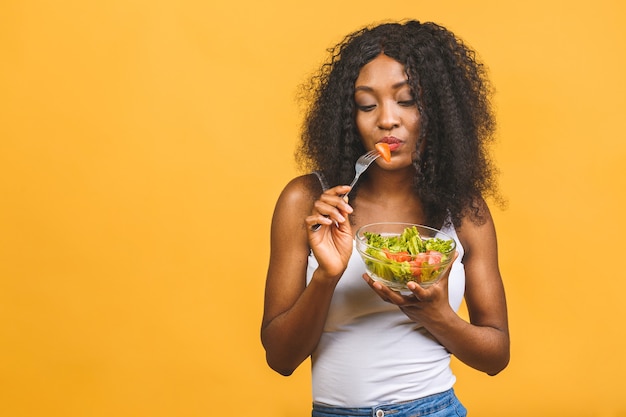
[{"left": 312, "top": 389, "right": 467, "bottom": 417}]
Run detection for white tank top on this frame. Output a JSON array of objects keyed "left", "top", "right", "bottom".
[{"left": 306, "top": 224, "right": 465, "bottom": 407}]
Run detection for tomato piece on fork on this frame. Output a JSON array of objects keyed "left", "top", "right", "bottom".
[{"left": 375, "top": 143, "right": 391, "bottom": 162}]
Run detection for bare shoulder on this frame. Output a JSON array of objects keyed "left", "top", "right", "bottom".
[
  {"left": 273, "top": 174, "right": 323, "bottom": 222},
  {"left": 455, "top": 199, "right": 498, "bottom": 259},
  {"left": 269, "top": 173, "right": 324, "bottom": 256},
  {"left": 277, "top": 174, "right": 322, "bottom": 204}
]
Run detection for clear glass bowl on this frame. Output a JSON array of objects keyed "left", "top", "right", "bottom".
[{"left": 355, "top": 222, "right": 456, "bottom": 293}]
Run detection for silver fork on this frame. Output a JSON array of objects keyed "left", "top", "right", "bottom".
[
  {"left": 342, "top": 149, "right": 380, "bottom": 196},
  {"left": 311, "top": 149, "right": 380, "bottom": 231}
]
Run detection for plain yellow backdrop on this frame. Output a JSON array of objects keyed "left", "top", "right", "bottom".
[{"left": 1, "top": 0, "right": 625, "bottom": 416}]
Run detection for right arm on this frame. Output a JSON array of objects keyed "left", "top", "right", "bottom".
[{"left": 260, "top": 175, "right": 353, "bottom": 376}]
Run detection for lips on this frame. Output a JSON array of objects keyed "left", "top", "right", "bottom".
[{"left": 379, "top": 136, "right": 402, "bottom": 151}]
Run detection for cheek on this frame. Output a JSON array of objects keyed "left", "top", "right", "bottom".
[
  {"left": 407, "top": 114, "right": 421, "bottom": 133},
  {"left": 355, "top": 114, "right": 371, "bottom": 135}
]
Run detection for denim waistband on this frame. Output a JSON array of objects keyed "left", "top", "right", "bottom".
[{"left": 312, "top": 389, "right": 466, "bottom": 417}]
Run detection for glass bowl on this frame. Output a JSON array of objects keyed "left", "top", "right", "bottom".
[{"left": 355, "top": 222, "right": 456, "bottom": 293}]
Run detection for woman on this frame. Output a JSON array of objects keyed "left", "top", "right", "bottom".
[{"left": 261, "top": 20, "right": 509, "bottom": 416}]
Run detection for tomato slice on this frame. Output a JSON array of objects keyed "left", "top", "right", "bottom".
[
  {"left": 375, "top": 143, "right": 391, "bottom": 162},
  {"left": 409, "top": 253, "right": 428, "bottom": 277},
  {"left": 383, "top": 249, "right": 411, "bottom": 262},
  {"left": 426, "top": 250, "right": 443, "bottom": 264}
]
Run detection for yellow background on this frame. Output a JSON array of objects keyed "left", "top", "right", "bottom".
[{"left": 1, "top": 0, "right": 625, "bottom": 416}]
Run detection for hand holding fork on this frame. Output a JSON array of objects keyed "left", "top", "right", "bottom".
[{"left": 310, "top": 150, "right": 380, "bottom": 231}]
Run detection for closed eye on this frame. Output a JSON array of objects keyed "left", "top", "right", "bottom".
[{"left": 357, "top": 104, "right": 376, "bottom": 112}]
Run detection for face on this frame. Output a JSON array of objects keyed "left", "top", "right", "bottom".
[{"left": 354, "top": 54, "right": 421, "bottom": 165}]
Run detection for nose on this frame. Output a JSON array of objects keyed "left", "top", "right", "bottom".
[{"left": 377, "top": 102, "right": 400, "bottom": 130}]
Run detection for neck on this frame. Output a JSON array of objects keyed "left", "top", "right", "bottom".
[
  {"left": 351, "top": 166, "right": 426, "bottom": 226},
  {"left": 359, "top": 165, "right": 416, "bottom": 199}
]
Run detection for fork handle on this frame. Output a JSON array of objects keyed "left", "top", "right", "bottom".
[
  {"left": 311, "top": 222, "right": 324, "bottom": 232},
  {"left": 346, "top": 174, "right": 361, "bottom": 191}
]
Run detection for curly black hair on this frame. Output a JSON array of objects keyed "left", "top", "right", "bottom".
[{"left": 296, "top": 20, "right": 501, "bottom": 228}]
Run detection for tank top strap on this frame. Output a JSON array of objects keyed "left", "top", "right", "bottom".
[{"left": 312, "top": 170, "right": 330, "bottom": 191}]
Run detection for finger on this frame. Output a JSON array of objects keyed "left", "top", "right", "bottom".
[
  {"left": 327, "top": 185, "right": 352, "bottom": 197},
  {"left": 406, "top": 281, "right": 426, "bottom": 301},
  {"left": 327, "top": 198, "right": 353, "bottom": 217},
  {"left": 362, "top": 274, "right": 405, "bottom": 303},
  {"left": 320, "top": 187, "right": 353, "bottom": 211},
  {"left": 306, "top": 214, "right": 333, "bottom": 232},
  {"left": 362, "top": 273, "right": 387, "bottom": 293},
  {"left": 314, "top": 200, "right": 349, "bottom": 224}
]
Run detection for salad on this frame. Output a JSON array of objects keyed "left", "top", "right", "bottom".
[{"left": 361, "top": 225, "right": 454, "bottom": 285}]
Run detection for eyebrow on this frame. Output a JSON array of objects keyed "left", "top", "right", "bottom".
[{"left": 354, "top": 80, "right": 409, "bottom": 92}]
